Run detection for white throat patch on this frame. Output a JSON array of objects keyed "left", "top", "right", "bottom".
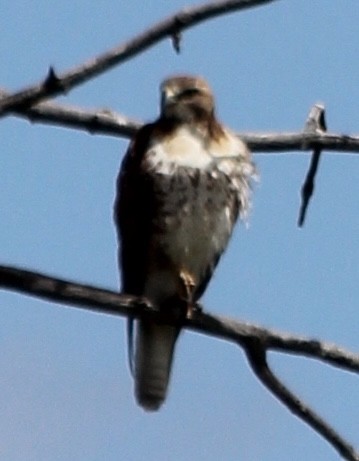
[{"left": 147, "top": 127, "right": 212, "bottom": 173}]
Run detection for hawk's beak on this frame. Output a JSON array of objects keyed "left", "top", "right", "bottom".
[{"left": 161, "top": 87, "right": 176, "bottom": 111}]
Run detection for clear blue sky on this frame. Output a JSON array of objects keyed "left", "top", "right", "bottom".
[{"left": 1, "top": 1, "right": 359, "bottom": 460}]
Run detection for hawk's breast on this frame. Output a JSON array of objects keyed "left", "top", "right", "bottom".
[{"left": 142, "top": 126, "right": 244, "bottom": 302}]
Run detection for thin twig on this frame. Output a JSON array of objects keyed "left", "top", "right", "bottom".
[
  {"left": 0, "top": 0, "right": 277, "bottom": 117},
  {"left": 245, "top": 344, "right": 359, "bottom": 461},
  {"left": 298, "top": 104, "right": 327, "bottom": 227}
]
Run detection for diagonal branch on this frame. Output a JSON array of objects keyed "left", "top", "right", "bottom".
[
  {"left": 245, "top": 344, "right": 359, "bottom": 461},
  {"left": 0, "top": 88, "right": 141, "bottom": 139},
  {"left": 0, "top": 0, "right": 277, "bottom": 117}
]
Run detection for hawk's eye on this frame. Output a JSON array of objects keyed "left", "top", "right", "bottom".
[{"left": 180, "top": 88, "right": 200, "bottom": 98}]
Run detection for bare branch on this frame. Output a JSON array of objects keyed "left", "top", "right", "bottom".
[
  {"left": 3, "top": 132, "right": 356, "bottom": 453},
  {"left": 298, "top": 104, "right": 327, "bottom": 227},
  {"left": 1, "top": 264, "right": 359, "bottom": 374},
  {"left": 0, "top": 264, "right": 149, "bottom": 317},
  {"left": 187, "top": 311, "right": 359, "bottom": 374},
  {"left": 0, "top": 88, "right": 140, "bottom": 139},
  {"left": 243, "top": 132, "right": 359, "bottom": 154},
  {"left": 0, "top": 0, "right": 277, "bottom": 117},
  {"left": 3, "top": 89, "right": 359, "bottom": 155},
  {"left": 1, "top": 264, "right": 358, "bottom": 457},
  {"left": 245, "top": 345, "right": 359, "bottom": 461}
]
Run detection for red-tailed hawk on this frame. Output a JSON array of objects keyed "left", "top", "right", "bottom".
[{"left": 114, "top": 75, "right": 255, "bottom": 411}]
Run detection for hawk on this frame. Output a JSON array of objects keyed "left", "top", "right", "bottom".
[{"left": 114, "top": 75, "right": 255, "bottom": 411}]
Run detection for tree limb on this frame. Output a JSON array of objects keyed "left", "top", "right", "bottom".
[
  {"left": 0, "top": 88, "right": 141, "bottom": 139},
  {"left": 245, "top": 344, "right": 359, "bottom": 461},
  {"left": 0, "top": 0, "right": 277, "bottom": 117},
  {"left": 1, "top": 263, "right": 358, "bottom": 458},
  {"left": 1, "top": 264, "right": 358, "bottom": 374},
  {"left": 2, "top": 89, "right": 359, "bottom": 154}
]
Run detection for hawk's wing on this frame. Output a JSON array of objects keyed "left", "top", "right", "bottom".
[
  {"left": 114, "top": 124, "right": 156, "bottom": 377},
  {"left": 114, "top": 122, "right": 182, "bottom": 404},
  {"left": 114, "top": 124, "right": 155, "bottom": 297}
]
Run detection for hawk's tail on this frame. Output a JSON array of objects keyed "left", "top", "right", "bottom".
[{"left": 133, "top": 320, "right": 179, "bottom": 411}]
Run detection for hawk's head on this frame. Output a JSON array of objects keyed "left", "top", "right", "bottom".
[{"left": 160, "top": 75, "right": 215, "bottom": 123}]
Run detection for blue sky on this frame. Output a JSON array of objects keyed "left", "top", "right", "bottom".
[{"left": 1, "top": 1, "right": 359, "bottom": 460}]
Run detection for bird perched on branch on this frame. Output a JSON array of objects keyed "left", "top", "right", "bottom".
[{"left": 114, "top": 75, "right": 255, "bottom": 411}]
